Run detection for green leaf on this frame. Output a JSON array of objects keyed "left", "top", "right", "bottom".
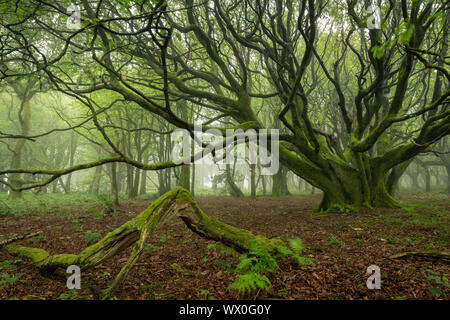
[
  {"left": 428, "top": 286, "right": 442, "bottom": 295},
  {"left": 371, "top": 45, "right": 385, "bottom": 59},
  {"left": 399, "top": 24, "right": 414, "bottom": 45}
]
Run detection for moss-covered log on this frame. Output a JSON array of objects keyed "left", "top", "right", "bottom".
[{"left": 1, "top": 187, "right": 291, "bottom": 299}]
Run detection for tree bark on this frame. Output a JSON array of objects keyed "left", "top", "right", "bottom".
[
  {"left": 8, "top": 97, "right": 31, "bottom": 200},
  {"left": 111, "top": 162, "right": 119, "bottom": 205},
  {"left": 250, "top": 163, "right": 256, "bottom": 199},
  {"left": 226, "top": 164, "right": 244, "bottom": 197},
  {"left": 65, "top": 132, "right": 78, "bottom": 193},
  {"left": 139, "top": 168, "right": 147, "bottom": 196},
  {"left": 445, "top": 165, "right": 450, "bottom": 194},
  {"left": 178, "top": 164, "right": 190, "bottom": 190}
]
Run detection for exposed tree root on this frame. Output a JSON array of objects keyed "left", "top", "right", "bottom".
[
  {"left": 390, "top": 251, "right": 450, "bottom": 263},
  {"left": 1, "top": 187, "right": 293, "bottom": 299}
]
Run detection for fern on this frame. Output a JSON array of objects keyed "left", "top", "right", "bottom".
[
  {"left": 82, "top": 230, "right": 101, "bottom": 244},
  {"left": 277, "top": 238, "right": 314, "bottom": 266},
  {"left": 227, "top": 245, "right": 277, "bottom": 296},
  {"left": 226, "top": 239, "right": 312, "bottom": 297},
  {"left": 207, "top": 243, "right": 238, "bottom": 258},
  {"left": 0, "top": 272, "right": 23, "bottom": 289},
  {"left": 234, "top": 246, "right": 278, "bottom": 274},
  {"left": 330, "top": 203, "right": 353, "bottom": 213},
  {"left": 227, "top": 273, "right": 271, "bottom": 296},
  {"left": 288, "top": 238, "right": 304, "bottom": 254}
]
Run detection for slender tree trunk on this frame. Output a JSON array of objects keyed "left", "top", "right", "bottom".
[
  {"left": 424, "top": 167, "right": 431, "bottom": 192},
  {"left": 281, "top": 167, "right": 290, "bottom": 195},
  {"left": 435, "top": 170, "right": 440, "bottom": 187},
  {"left": 111, "top": 162, "right": 119, "bottom": 205},
  {"left": 117, "top": 163, "right": 124, "bottom": 193},
  {"left": 176, "top": 103, "right": 191, "bottom": 191},
  {"left": 8, "top": 97, "right": 31, "bottom": 200},
  {"left": 178, "top": 165, "right": 190, "bottom": 190},
  {"left": 190, "top": 139, "right": 195, "bottom": 197},
  {"left": 126, "top": 164, "right": 133, "bottom": 198},
  {"left": 411, "top": 173, "right": 419, "bottom": 189},
  {"left": 131, "top": 167, "right": 140, "bottom": 199},
  {"left": 272, "top": 169, "right": 282, "bottom": 197},
  {"left": 139, "top": 169, "right": 147, "bottom": 196},
  {"left": 65, "top": 132, "right": 78, "bottom": 193},
  {"left": 226, "top": 164, "right": 244, "bottom": 197},
  {"left": 58, "top": 177, "right": 69, "bottom": 193},
  {"left": 445, "top": 165, "right": 450, "bottom": 194},
  {"left": 92, "top": 147, "right": 104, "bottom": 195},
  {"left": 261, "top": 175, "right": 266, "bottom": 195},
  {"left": 93, "top": 166, "right": 102, "bottom": 195},
  {"left": 250, "top": 163, "right": 256, "bottom": 199},
  {"left": 190, "top": 161, "right": 195, "bottom": 197},
  {"left": 272, "top": 166, "right": 290, "bottom": 197}
]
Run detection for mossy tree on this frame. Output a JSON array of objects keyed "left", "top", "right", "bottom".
[
  {"left": 0, "top": 0, "right": 449, "bottom": 211},
  {"left": 4, "top": 78, "right": 39, "bottom": 200}
]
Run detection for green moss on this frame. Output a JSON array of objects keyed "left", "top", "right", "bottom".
[
  {"left": 45, "top": 254, "right": 78, "bottom": 268},
  {"left": 4, "top": 245, "right": 49, "bottom": 264},
  {"left": 77, "top": 223, "right": 138, "bottom": 264}
]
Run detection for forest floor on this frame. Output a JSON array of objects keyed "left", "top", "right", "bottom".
[{"left": 0, "top": 191, "right": 449, "bottom": 300}]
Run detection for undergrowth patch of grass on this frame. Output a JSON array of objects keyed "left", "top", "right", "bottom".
[{"left": 0, "top": 192, "right": 119, "bottom": 217}]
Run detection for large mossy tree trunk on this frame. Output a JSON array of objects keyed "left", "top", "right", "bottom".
[
  {"left": 272, "top": 166, "right": 290, "bottom": 197},
  {"left": 279, "top": 145, "right": 403, "bottom": 211},
  {"left": 1, "top": 187, "right": 294, "bottom": 299}
]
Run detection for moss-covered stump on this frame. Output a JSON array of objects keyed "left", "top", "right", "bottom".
[{"left": 1, "top": 187, "right": 294, "bottom": 299}]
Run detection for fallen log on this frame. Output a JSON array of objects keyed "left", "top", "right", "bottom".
[{"left": 1, "top": 187, "right": 296, "bottom": 299}]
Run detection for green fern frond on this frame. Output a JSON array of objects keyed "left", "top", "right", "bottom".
[{"left": 227, "top": 273, "right": 271, "bottom": 296}]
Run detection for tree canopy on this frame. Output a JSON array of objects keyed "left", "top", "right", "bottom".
[{"left": 0, "top": 0, "right": 449, "bottom": 209}]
